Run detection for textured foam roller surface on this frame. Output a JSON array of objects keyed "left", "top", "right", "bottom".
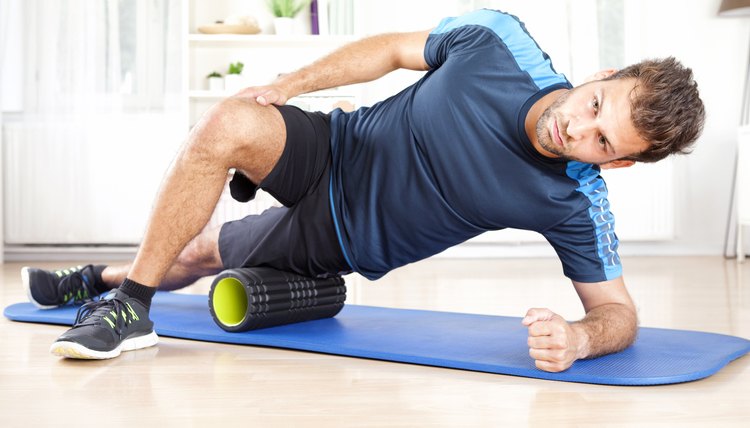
[
  {"left": 5, "top": 292, "right": 750, "bottom": 385},
  {"left": 208, "top": 268, "right": 346, "bottom": 332}
]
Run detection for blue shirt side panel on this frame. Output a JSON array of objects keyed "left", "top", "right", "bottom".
[
  {"left": 430, "top": 10, "right": 568, "bottom": 89},
  {"left": 328, "top": 176, "right": 354, "bottom": 270},
  {"left": 546, "top": 161, "right": 622, "bottom": 281}
]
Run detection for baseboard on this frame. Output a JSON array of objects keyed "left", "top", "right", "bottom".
[
  {"left": 2, "top": 241, "right": 721, "bottom": 264},
  {"left": 4, "top": 245, "right": 138, "bottom": 262}
]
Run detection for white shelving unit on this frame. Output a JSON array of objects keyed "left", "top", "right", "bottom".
[
  {"left": 186, "top": 0, "right": 360, "bottom": 226},
  {"left": 186, "top": 2, "right": 360, "bottom": 128},
  {"left": 188, "top": 33, "right": 357, "bottom": 44}
]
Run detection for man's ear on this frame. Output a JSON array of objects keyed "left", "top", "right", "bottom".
[
  {"left": 584, "top": 68, "right": 618, "bottom": 83},
  {"left": 600, "top": 159, "right": 635, "bottom": 170}
]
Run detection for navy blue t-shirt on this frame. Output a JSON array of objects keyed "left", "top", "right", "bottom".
[{"left": 328, "top": 10, "right": 622, "bottom": 282}]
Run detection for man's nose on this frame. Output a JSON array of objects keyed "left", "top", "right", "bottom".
[{"left": 566, "top": 119, "right": 596, "bottom": 142}]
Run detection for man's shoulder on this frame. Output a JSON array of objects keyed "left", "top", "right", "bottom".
[
  {"left": 431, "top": 9, "right": 524, "bottom": 37},
  {"left": 428, "top": 10, "right": 569, "bottom": 91}
]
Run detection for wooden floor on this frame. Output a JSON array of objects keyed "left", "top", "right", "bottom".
[{"left": 1, "top": 256, "right": 748, "bottom": 426}]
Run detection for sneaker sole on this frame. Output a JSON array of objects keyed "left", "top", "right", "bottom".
[
  {"left": 21, "top": 267, "right": 58, "bottom": 310},
  {"left": 50, "top": 331, "right": 159, "bottom": 360}
]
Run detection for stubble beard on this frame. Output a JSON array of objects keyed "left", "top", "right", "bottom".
[{"left": 535, "top": 90, "right": 571, "bottom": 159}]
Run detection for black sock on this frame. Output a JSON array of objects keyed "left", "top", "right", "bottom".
[
  {"left": 91, "top": 265, "right": 110, "bottom": 295},
  {"left": 118, "top": 278, "right": 157, "bottom": 309}
]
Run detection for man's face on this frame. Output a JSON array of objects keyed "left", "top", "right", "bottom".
[{"left": 535, "top": 78, "right": 649, "bottom": 166}]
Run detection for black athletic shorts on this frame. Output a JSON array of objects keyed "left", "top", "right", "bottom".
[{"left": 217, "top": 105, "right": 351, "bottom": 278}]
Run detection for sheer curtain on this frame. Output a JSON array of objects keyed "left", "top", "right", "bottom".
[
  {"left": 4, "top": 0, "right": 185, "bottom": 245},
  {"left": 22, "top": 0, "right": 182, "bottom": 116}
]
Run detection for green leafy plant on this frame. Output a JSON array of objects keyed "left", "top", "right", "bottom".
[
  {"left": 207, "top": 71, "right": 222, "bottom": 78},
  {"left": 267, "top": 0, "right": 310, "bottom": 18},
  {"left": 227, "top": 62, "right": 244, "bottom": 75}
]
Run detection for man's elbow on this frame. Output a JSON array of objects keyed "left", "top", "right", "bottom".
[{"left": 617, "top": 303, "right": 639, "bottom": 351}]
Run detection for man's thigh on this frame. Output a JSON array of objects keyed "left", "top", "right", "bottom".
[
  {"left": 229, "top": 104, "right": 332, "bottom": 207},
  {"left": 219, "top": 105, "right": 348, "bottom": 277}
]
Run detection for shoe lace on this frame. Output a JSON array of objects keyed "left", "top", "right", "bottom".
[
  {"left": 58, "top": 265, "right": 97, "bottom": 305},
  {"left": 73, "top": 297, "right": 128, "bottom": 337}
]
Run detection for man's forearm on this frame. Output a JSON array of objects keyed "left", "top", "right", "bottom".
[
  {"left": 275, "top": 32, "right": 429, "bottom": 98},
  {"left": 571, "top": 303, "right": 638, "bottom": 359}
]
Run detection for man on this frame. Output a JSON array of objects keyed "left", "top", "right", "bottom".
[{"left": 23, "top": 9, "right": 704, "bottom": 371}]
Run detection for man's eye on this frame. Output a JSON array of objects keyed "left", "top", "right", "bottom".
[
  {"left": 592, "top": 98, "right": 599, "bottom": 112},
  {"left": 599, "top": 136, "right": 607, "bottom": 146}
]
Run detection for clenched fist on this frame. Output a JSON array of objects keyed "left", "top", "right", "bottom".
[{"left": 522, "top": 307, "right": 584, "bottom": 372}]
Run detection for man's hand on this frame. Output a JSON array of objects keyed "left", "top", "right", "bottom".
[
  {"left": 522, "top": 308, "right": 584, "bottom": 373},
  {"left": 236, "top": 84, "right": 289, "bottom": 106},
  {"left": 520, "top": 278, "right": 638, "bottom": 373}
]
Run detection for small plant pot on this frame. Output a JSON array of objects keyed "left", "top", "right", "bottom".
[
  {"left": 207, "top": 76, "right": 224, "bottom": 92},
  {"left": 273, "top": 17, "right": 295, "bottom": 35},
  {"left": 224, "top": 74, "right": 245, "bottom": 93}
]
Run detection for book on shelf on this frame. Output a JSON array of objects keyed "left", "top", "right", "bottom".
[{"left": 311, "top": 0, "right": 319, "bottom": 35}]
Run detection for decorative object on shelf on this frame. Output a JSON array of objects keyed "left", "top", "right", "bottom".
[
  {"left": 224, "top": 62, "right": 245, "bottom": 93},
  {"left": 273, "top": 17, "right": 294, "bottom": 35},
  {"left": 198, "top": 15, "right": 261, "bottom": 35},
  {"left": 310, "top": 0, "right": 319, "bottom": 35},
  {"left": 206, "top": 71, "right": 224, "bottom": 92},
  {"left": 267, "top": 0, "right": 311, "bottom": 35}
]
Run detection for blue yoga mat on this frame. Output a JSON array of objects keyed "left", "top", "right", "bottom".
[{"left": 5, "top": 292, "right": 750, "bottom": 385}]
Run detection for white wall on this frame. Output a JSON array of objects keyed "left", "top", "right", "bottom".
[
  {"left": 513, "top": 0, "right": 747, "bottom": 257},
  {"left": 618, "top": 0, "right": 745, "bottom": 256},
  {"left": 2, "top": 0, "right": 744, "bottom": 258},
  {"left": 358, "top": 0, "right": 746, "bottom": 257}
]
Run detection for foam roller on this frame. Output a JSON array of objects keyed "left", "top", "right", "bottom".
[{"left": 208, "top": 267, "right": 346, "bottom": 332}]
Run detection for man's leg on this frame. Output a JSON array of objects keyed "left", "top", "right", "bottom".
[
  {"left": 50, "top": 97, "right": 287, "bottom": 359},
  {"left": 24, "top": 225, "right": 224, "bottom": 309},
  {"left": 102, "top": 226, "right": 224, "bottom": 291},
  {"left": 129, "top": 96, "right": 286, "bottom": 289}
]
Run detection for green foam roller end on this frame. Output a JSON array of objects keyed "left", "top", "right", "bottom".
[{"left": 212, "top": 277, "right": 248, "bottom": 327}]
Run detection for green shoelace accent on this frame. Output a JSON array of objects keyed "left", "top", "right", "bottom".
[
  {"left": 62, "top": 289, "right": 89, "bottom": 304},
  {"left": 55, "top": 265, "right": 98, "bottom": 305},
  {"left": 101, "top": 304, "right": 139, "bottom": 330}
]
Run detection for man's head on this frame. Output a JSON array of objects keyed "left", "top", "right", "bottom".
[{"left": 535, "top": 57, "right": 705, "bottom": 168}]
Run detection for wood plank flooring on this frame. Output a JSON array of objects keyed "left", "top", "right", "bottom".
[{"left": 1, "top": 257, "right": 748, "bottom": 426}]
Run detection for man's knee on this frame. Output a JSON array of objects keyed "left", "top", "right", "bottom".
[
  {"left": 187, "top": 97, "right": 285, "bottom": 181},
  {"left": 189, "top": 98, "right": 251, "bottom": 153}
]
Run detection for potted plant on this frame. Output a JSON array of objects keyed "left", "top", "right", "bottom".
[
  {"left": 206, "top": 71, "right": 224, "bottom": 92},
  {"left": 224, "top": 62, "right": 245, "bottom": 92},
  {"left": 267, "top": 0, "right": 310, "bottom": 35}
]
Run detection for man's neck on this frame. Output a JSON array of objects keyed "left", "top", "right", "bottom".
[{"left": 524, "top": 89, "right": 567, "bottom": 158}]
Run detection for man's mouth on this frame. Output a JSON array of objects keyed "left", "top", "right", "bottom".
[{"left": 552, "top": 119, "right": 564, "bottom": 148}]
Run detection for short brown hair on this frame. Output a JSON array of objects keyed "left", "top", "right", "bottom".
[{"left": 606, "top": 57, "right": 705, "bottom": 163}]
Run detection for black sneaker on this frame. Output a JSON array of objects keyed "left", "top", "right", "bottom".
[
  {"left": 22, "top": 265, "right": 102, "bottom": 309},
  {"left": 50, "top": 289, "right": 158, "bottom": 359}
]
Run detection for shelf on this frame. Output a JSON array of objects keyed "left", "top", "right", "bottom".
[
  {"left": 188, "top": 34, "right": 357, "bottom": 47},
  {"left": 189, "top": 89, "right": 355, "bottom": 99}
]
